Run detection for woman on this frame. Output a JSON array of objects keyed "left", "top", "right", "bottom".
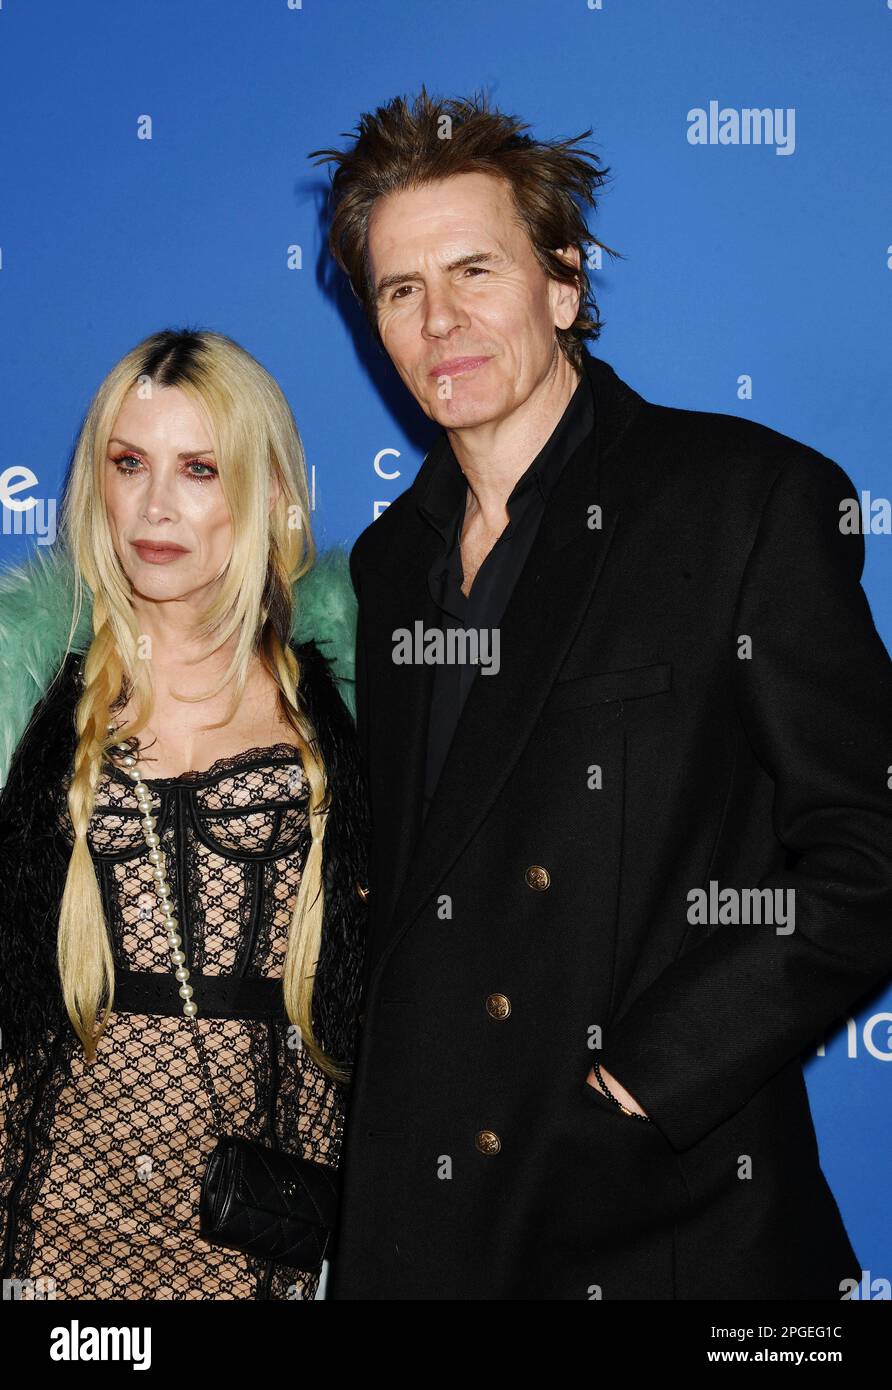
[{"left": 0, "top": 328, "right": 368, "bottom": 1300}]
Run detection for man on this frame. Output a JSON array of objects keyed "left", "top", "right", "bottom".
[{"left": 310, "top": 91, "right": 892, "bottom": 1299}]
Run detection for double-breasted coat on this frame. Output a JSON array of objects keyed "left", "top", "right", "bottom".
[{"left": 327, "top": 348, "right": 892, "bottom": 1300}]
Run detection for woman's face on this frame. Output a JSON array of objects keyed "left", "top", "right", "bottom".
[{"left": 104, "top": 384, "right": 233, "bottom": 604}]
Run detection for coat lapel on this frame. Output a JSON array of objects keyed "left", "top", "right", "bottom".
[{"left": 363, "top": 352, "right": 645, "bottom": 987}]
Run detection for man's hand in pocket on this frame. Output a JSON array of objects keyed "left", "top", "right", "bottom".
[{"left": 585, "top": 1064, "right": 649, "bottom": 1118}]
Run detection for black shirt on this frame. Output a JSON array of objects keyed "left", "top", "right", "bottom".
[{"left": 417, "top": 368, "right": 596, "bottom": 822}]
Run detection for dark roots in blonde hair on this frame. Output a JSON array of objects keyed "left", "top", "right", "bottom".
[{"left": 309, "top": 85, "right": 623, "bottom": 370}]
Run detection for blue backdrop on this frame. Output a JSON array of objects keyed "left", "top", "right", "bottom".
[{"left": 2, "top": 0, "right": 890, "bottom": 1294}]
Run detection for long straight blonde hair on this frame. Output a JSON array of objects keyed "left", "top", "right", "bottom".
[{"left": 57, "top": 328, "right": 347, "bottom": 1082}]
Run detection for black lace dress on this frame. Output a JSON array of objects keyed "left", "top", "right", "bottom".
[{"left": 0, "top": 740, "right": 344, "bottom": 1301}]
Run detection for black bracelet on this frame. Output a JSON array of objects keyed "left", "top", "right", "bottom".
[{"left": 592, "top": 1060, "right": 652, "bottom": 1122}]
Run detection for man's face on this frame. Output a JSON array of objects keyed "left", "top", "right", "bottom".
[{"left": 367, "top": 171, "right": 579, "bottom": 428}]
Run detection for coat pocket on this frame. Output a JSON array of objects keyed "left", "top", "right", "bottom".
[
  {"left": 502, "top": 1079, "right": 690, "bottom": 1298},
  {"left": 544, "top": 662, "right": 672, "bottom": 713}
]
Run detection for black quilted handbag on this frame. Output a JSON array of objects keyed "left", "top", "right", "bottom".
[{"left": 199, "top": 1134, "right": 341, "bottom": 1270}]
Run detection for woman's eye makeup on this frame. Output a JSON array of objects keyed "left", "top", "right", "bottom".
[{"left": 109, "top": 452, "right": 218, "bottom": 481}]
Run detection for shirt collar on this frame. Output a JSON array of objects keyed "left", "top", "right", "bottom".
[{"left": 417, "top": 365, "right": 595, "bottom": 539}]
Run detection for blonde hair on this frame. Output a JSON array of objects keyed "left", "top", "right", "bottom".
[{"left": 57, "top": 328, "right": 347, "bottom": 1082}]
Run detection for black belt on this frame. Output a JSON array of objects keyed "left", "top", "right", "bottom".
[{"left": 112, "top": 969, "right": 288, "bottom": 1020}]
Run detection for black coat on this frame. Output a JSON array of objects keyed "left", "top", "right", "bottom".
[{"left": 328, "top": 348, "right": 892, "bottom": 1300}]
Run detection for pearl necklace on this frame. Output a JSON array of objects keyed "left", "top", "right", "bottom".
[{"left": 109, "top": 725, "right": 196, "bottom": 1015}]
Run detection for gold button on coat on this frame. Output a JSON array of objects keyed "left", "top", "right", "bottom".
[
  {"left": 485, "top": 993, "right": 511, "bottom": 1019},
  {"left": 525, "top": 864, "right": 550, "bottom": 890},
  {"left": 475, "top": 1130, "right": 501, "bottom": 1155}
]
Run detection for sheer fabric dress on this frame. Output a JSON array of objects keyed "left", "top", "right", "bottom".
[{"left": 0, "top": 739, "right": 344, "bottom": 1300}]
